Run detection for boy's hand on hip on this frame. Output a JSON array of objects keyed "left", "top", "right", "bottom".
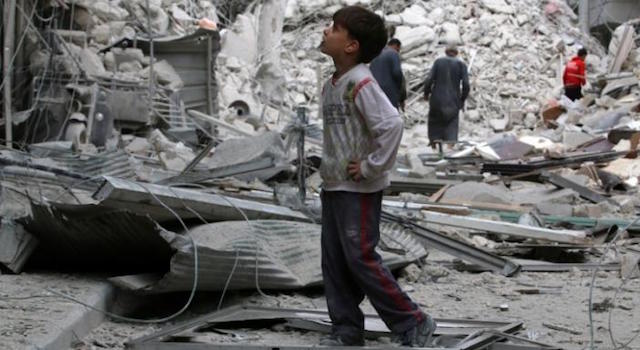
[{"left": 347, "top": 160, "right": 363, "bottom": 181}]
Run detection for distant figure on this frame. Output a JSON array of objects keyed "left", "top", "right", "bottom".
[
  {"left": 424, "top": 45, "right": 470, "bottom": 149},
  {"left": 563, "top": 48, "right": 587, "bottom": 101},
  {"left": 370, "top": 38, "right": 407, "bottom": 111}
]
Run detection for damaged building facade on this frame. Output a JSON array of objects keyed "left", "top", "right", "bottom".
[{"left": 1, "top": 0, "right": 640, "bottom": 350}]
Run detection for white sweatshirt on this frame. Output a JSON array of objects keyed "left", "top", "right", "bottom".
[{"left": 320, "top": 63, "right": 404, "bottom": 193}]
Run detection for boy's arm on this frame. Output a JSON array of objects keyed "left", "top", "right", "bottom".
[{"left": 354, "top": 81, "right": 404, "bottom": 180}]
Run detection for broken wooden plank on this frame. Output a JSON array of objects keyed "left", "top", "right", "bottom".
[
  {"left": 429, "top": 184, "right": 451, "bottom": 202},
  {"left": 420, "top": 211, "right": 590, "bottom": 244},
  {"left": 0, "top": 220, "right": 38, "bottom": 273},
  {"left": 93, "top": 176, "right": 309, "bottom": 222}
]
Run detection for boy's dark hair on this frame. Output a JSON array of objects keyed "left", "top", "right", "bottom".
[
  {"left": 578, "top": 48, "right": 588, "bottom": 57},
  {"left": 388, "top": 38, "right": 401, "bottom": 47},
  {"left": 333, "top": 6, "right": 387, "bottom": 63}
]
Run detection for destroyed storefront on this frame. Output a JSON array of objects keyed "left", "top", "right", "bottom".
[{"left": 1, "top": 1, "right": 640, "bottom": 350}]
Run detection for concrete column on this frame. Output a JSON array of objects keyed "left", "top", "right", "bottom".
[{"left": 579, "top": 0, "right": 590, "bottom": 34}]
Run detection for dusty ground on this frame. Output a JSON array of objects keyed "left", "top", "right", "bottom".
[
  {"left": 0, "top": 272, "right": 113, "bottom": 349},
  {"left": 68, "top": 253, "right": 640, "bottom": 350}
]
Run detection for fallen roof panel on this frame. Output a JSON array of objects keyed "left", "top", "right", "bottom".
[
  {"left": 21, "top": 202, "right": 173, "bottom": 271},
  {"left": 111, "top": 220, "right": 427, "bottom": 293},
  {"left": 93, "top": 176, "right": 309, "bottom": 223}
]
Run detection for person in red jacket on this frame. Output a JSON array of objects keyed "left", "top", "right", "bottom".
[{"left": 563, "top": 48, "right": 587, "bottom": 101}]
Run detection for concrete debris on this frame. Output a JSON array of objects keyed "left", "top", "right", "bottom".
[
  {"left": 148, "top": 129, "right": 195, "bottom": 171},
  {"left": 2, "top": 0, "right": 640, "bottom": 348},
  {"left": 140, "top": 60, "right": 184, "bottom": 90}
]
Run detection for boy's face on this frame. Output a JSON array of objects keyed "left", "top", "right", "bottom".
[{"left": 320, "top": 21, "right": 358, "bottom": 59}]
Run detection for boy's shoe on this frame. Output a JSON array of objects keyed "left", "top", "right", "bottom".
[
  {"left": 319, "top": 333, "right": 365, "bottom": 347},
  {"left": 396, "top": 315, "right": 437, "bottom": 347}
]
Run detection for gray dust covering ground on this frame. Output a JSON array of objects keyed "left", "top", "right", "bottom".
[
  {"left": 0, "top": 273, "right": 111, "bottom": 349},
  {"left": 63, "top": 254, "right": 640, "bottom": 349}
]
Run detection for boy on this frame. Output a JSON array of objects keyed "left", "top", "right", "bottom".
[
  {"left": 563, "top": 48, "right": 587, "bottom": 101},
  {"left": 318, "top": 6, "right": 436, "bottom": 347}
]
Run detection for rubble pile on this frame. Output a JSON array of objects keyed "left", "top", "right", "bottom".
[{"left": 1, "top": 0, "right": 640, "bottom": 349}]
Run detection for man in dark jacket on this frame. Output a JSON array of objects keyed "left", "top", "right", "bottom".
[
  {"left": 424, "top": 45, "right": 470, "bottom": 149},
  {"left": 370, "top": 38, "right": 406, "bottom": 110},
  {"left": 563, "top": 48, "right": 587, "bottom": 101}
]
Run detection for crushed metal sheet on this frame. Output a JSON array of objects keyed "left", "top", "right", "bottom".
[
  {"left": 93, "top": 176, "right": 309, "bottom": 223},
  {"left": 481, "top": 151, "right": 626, "bottom": 176},
  {"left": 21, "top": 202, "right": 173, "bottom": 272},
  {"left": 127, "top": 305, "right": 523, "bottom": 350},
  {"left": 35, "top": 148, "right": 137, "bottom": 180},
  {"left": 111, "top": 220, "right": 426, "bottom": 293}
]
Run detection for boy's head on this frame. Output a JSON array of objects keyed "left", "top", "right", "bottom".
[
  {"left": 578, "top": 48, "right": 588, "bottom": 58},
  {"left": 320, "top": 6, "right": 387, "bottom": 64}
]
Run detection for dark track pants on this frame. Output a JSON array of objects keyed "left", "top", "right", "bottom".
[
  {"left": 321, "top": 190, "right": 425, "bottom": 341},
  {"left": 564, "top": 85, "right": 583, "bottom": 101}
]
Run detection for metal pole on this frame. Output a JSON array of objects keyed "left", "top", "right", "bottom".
[
  {"left": 206, "top": 36, "right": 213, "bottom": 117},
  {"left": 144, "top": 0, "right": 154, "bottom": 117},
  {"left": 3, "top": 0, "right": 17, "bottom": 148},
  {"left": 296, "top": 106, "right": 307, "bottom": 202},
  {"left": 579, "top": 0, "right": 589, "bottom": 35}
]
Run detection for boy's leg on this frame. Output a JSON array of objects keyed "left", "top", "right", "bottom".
[
  {"left": 321, "top": 191, "right": 365, "bottom": 344},
  {"left": 332, "top": 191, "right": 426, "bottom": 334}
]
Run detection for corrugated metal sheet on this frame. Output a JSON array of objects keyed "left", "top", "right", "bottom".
[
  {"left": 21, "top": 202, "right": 173, "bottom": 272},
  {"left": 111, "top": 220, "right": 427, "bottom": 293},
  {"left": 37, "top": 148, "right": 137, "bottom": 180}
]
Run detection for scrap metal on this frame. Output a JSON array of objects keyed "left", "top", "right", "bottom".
[
  {"left": 539, "top": 170, "right": 615, "bottom": 205},
  {"left": 481, "top": 151, "right": 626, "bottom": 177},
  {"left": 110, "top": 219, "right": 426, "bottom": 293},
  {"left": 420, "top": 210, "right": 591, "bottom": 245},
  {"left": 93, "top": 176, "right": 309, "bottom": 223},
  {"left": 126, "top": 305, "right": 523, "bottom": 350},
  {"left": 381, "top": 211, "right": 521, "bottom": 277}
]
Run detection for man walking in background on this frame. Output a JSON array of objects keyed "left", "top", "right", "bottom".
[
  {"left": 370, "top": 38, "right": 407, "bottom": 111},
  {"left": 424, "top": 45, "right": 470, "bottom": 150},
  {"left": 563, "top": 48, "right": 587, "bottom": 101}
]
